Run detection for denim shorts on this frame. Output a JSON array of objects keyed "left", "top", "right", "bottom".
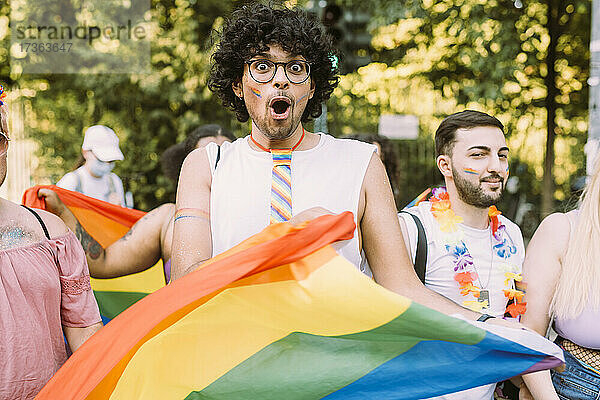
[{"left": 551, "top": 348, "right": 600, "bottom": 400}]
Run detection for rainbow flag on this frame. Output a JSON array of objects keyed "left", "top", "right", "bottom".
[
  {"left": 35, "top": 212, "right": 562, "bottom": 399},
  {"left": 22, "top": 185, "right": 166, "bottom": 323},
  {"left": 405, "top": 187, "right": 432, "bottom": 208}
]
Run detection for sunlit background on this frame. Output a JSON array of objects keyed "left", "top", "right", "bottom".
[{"left": 0, "top": 0, "right": 595, "bottom": 240}]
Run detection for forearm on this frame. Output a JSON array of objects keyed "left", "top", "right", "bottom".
[
  {"left": 522, "top": 370, "right": 559, "bottom": 400},
  {"left": 384, "top": 275, "right": 479, "bottom": 320},
  {"left": 171, "top": 256, "right": 190, "bottom": 281},
  {"left": 64, "top": 322, "right": 103, "bottom": 353},
  {"left": 417, "top": 288, "right": 480, "bottom": 320},
  {"left": 172, "top": 257, "right": 210, "bottom": 281},
  {"left": 171, "top": 211, "right": 212, "bottom": 281},
  {"left": 171, "top": 239, "right": 210, "bottom": 280},
  {"left": 95, "top": 213, "right": 165, "bottom": 278},
  {"left": 369, "top": 239, "right": 481, "bottom": 319},
  {"left": 171, "top": 242, "right": 192, "bottom": 281}
]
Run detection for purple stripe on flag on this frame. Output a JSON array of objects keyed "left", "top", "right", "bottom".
[{"left": 521, "top": 355, "right": 564, "bottom": 375}]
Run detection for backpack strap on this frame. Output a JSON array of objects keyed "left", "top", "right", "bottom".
[
  {"left": 399, "top": 211, "right": 428, "bottom": 284},
  {"left": 21, "top": 205, "right": 51, "bottom": 240},
  {"left": 107, "top": 173, "right": 117, "bottom": 194},
  {"left": 215, "top": 145, "right": 221, "bottom": 169},
  {"left": 74, "top": 168, "right": 83, "bottom": 194}
]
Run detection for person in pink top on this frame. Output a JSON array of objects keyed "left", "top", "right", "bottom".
[
  {"left": 520, "top": 156, "right": 600, "bottom": 399},
  {"left": 0, "top": 101, "right": 102, "bottom": 399}
]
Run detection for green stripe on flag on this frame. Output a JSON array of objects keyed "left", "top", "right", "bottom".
[
  {"left": 184, "top": 303, "right": 484, "bottom": 400},
  {"left": 93, "top": 291, "right": 148, "bottom": 319}
]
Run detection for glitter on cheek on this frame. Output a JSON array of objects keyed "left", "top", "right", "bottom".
[
  {"left": 463, "top": 168, "right": 479, "bottom": 175},
  {"left": 250, "top": 88, "right": 262, "bottom": 98}
]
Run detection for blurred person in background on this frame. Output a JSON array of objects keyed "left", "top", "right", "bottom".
[
  {"left": 345, "top": 133, "right": 400, "bottom": 202},
  {"left": 520, "top": 157, "right": 600, "bottom": 400},
  {"left": 0, "top": 98, "right": 102, "bottom": 400},
  {"left": 57, "top": 125, "right": 126, "bottom": 206},
  {"left": 39, "top": 125, "right": 233, "bottom": 283},
  {"left": 161, "top": 124, "right": 234, "bottom": 184}
]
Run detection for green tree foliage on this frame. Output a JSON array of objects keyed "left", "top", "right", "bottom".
[
  {"left": 0, "top": 1, "right": 11, "bottom": 82},
  {"left": 1, "top": 0, "right": 248, "bottom": 210},
  {"left": 328, "top": 0, "right": 590, "bottom": 216},
  {"left": 0, "top": 0, "right": 592, "bottom": 219}
]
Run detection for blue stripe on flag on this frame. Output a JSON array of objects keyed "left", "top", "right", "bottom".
[{"left": 323, "top": 332, "right": 554, "bottom": 400}]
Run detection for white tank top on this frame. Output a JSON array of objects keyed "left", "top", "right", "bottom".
[{"left": 206, "top": 133, "right": 376, "bottom": 269}]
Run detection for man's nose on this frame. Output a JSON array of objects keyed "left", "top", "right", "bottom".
[
  {"left": 487, "top": 155, "right": 502, "bottom": 173},
  {"left": 272, "top": 65, "right": 290, "bottom": 89}
]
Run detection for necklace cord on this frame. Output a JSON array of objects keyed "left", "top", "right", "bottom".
[{"left": 250, "top": 126, "right": 305, "bottom": 152}]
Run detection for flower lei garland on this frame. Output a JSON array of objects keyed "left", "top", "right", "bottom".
[
  {"left": 430, "top": 188, "right": 526, "bottom": 317},
  {"left": 0, "top": 84, "right": 6, "bottom": 106}
]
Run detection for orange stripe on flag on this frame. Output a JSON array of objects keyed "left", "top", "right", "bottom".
[
  {"left": 23, "top": 185, "right": 145, "bottom": 229},
  {"left": 35, "top": 212, "right": 356, "bottom": 400},
  {"left": 68, "top": 206, "right": 130, "bottom": 247}
]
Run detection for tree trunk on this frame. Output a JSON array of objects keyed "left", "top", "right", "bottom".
[{"left": 541, "top": 0, "right": 561, "bottom": 217}]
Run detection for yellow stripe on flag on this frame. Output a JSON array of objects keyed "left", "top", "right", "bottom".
[
  {"left": 90, "top": 260, "right": 165, "bottom": 293},
  {"left": 108, "top": 247, "right": 410, "bottom": 399}
]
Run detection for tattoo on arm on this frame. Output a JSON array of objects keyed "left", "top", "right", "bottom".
[
  {"left": 119, "top": 227, "right": 134, "bottom": 241},
  {"left": 74, "top": 222, "right": 103, "bottom": 260},
  {"left": 119, "top": 213, "right": 151, "bottom": 242}
]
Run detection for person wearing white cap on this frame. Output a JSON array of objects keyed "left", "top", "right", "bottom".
[{"left": 57, "top": 125, "right": 126, "bottom": 206}]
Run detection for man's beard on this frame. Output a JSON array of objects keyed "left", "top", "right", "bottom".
[
  {"left": 256, "top": 120, "right": 297, "bottom": 141},
  {"left": 251, "top": 94, "right": 300, "bottom": 141},
  {"left": 452, "top": 166, "right": 504, "bottom": 208}
]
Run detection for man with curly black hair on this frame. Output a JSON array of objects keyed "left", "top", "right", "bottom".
[{"left": 171, "top": 4, "right": 521, "bottom": 329}]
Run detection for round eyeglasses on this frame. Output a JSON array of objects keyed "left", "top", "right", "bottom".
[{"left": 245, "top": 59, "right": 311, "bottom": 84}]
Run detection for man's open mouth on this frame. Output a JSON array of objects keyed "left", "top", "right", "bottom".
[{"left": 269, "top": 97, "right": 291, "bottom": 120}]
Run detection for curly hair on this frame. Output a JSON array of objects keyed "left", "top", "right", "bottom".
[{"left": 208, "top": 3, "right": 339, "bottom": 123}]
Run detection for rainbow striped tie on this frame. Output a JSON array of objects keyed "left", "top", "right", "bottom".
[{"left": 270, "top": 149, "right": 293, "bottom": 223}]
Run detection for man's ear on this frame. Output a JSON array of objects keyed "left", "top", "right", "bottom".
[
  {"left": 0, "top": 106, "right": 8, "bottom": 135},
  {"left": 308, "top": 78, "right": 316, "bottom": 99},
  {"left": 436, "top": 154, "right": 453, "bottom": 178},
  {"left": 232, "top": 80, "right": 243, "bottom": 99}
]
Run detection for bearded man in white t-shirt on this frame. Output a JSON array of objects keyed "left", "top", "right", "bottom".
[
  {"left": 171, "top": 4, "right": 526, "bottom": 344},
  {"left": 399, "top": 110, "right": 526, "bottom": 400}
]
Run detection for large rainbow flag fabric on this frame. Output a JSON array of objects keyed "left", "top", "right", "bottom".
[
  {"left": 34, "top": 211, "right": 562, "bottom": 399},
  {"left": 23, "top": 185, "right": 166, "bottom": 324}
]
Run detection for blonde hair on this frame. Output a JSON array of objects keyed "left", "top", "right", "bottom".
[{"left": 550, "top": 157, "right": 600, "bottom": 319}]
